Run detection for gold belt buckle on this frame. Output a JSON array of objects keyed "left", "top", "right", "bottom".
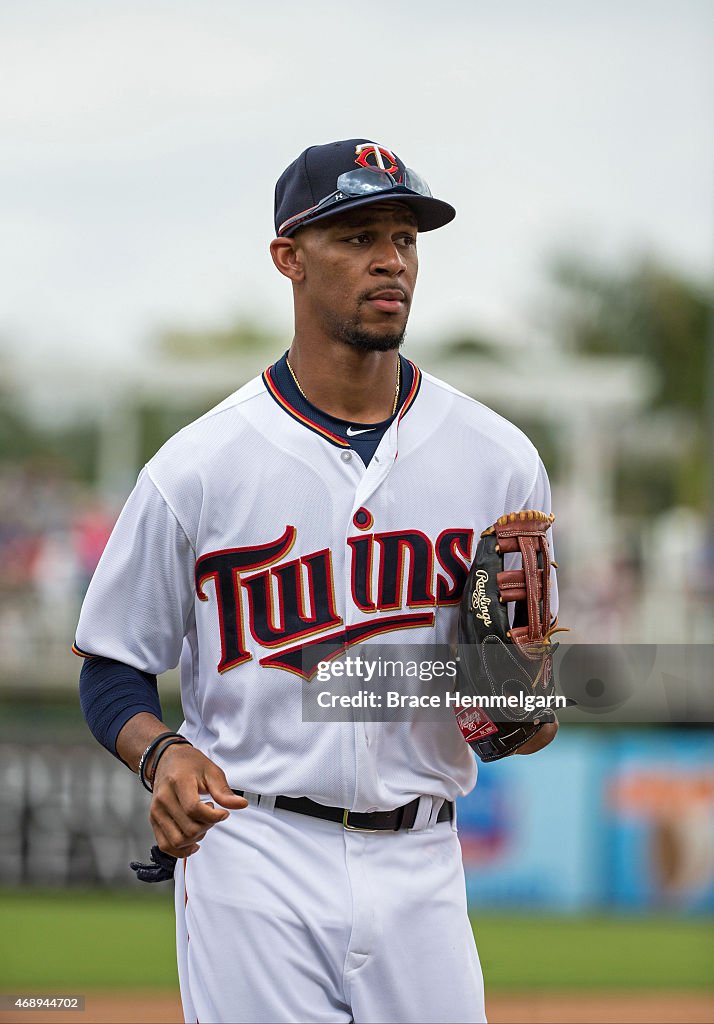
[{"left": 342, "top": 809, "right": 380, "bottom": 833}]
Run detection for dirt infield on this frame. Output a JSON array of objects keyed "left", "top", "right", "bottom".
[
  {"left": 489, "top": 992, "right": 714, "bottom": 1022},
  {"left": 2, "top": 991, "right": 714, "bottom": 1023}
]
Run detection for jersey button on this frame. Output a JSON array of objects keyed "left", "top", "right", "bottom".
[{"left": 341, "top": 451, "right": 352, "bottom": 462}]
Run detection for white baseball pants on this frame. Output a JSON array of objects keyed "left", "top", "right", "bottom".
[{"left": 175, "top": 798, "right": 486, "bottom": 1024}]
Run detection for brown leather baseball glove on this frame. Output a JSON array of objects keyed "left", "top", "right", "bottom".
[{"left": 454, "top": 510, "right": 566, "bottom": 762}]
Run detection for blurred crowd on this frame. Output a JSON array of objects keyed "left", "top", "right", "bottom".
[{"left": 0, "top": 464, "right": 114, "bottom": 679}]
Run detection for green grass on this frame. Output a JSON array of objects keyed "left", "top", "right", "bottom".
[
  {"left": 471, "top": 914, "right": 714, "bottom": 991},
  {"left": 0, "top": 890, "right": 712, "bottom": 991},
  {"left": 0, "top": 890, "right": 177, "bottom": 989}
]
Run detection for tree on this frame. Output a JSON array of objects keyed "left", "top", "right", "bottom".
[{"left": 543, "top": 251, "right": 711, "bottom": 511}]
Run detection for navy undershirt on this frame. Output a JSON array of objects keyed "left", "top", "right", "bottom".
[
  {"left": 79, "top": 655, "right": 162, "bottom": 759},
  {"left": 80, "top": 353, "right": 413, "bottom": 755},
  {"left": 272, "top": 352, "right": 413, "bottom": 465}
]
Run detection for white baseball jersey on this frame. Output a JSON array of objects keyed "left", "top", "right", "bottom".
[{"left": 75, "top": 358, "right": 556, "bottom": 812}]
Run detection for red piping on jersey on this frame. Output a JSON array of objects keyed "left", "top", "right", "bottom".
[
  {"left": 263, "top": 359, "right": 421, "bottom": 449},
  {"left": 71, "top": 642, "right": 96, "bottom": 659},
  {"left": 397, "top": 361, "right": 421, "bottom": 422},
  {"left": 262, "top": 366, "right": 351, "bottom": 448}
]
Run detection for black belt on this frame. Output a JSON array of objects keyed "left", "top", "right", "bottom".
[{"left": 232, "top": 791, "right": 454, "bottom": 832}]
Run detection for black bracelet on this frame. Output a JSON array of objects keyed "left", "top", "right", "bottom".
[
  {"left": 138, "top": 731, "right": 182, "bottom": 792},
  {"left": 148, "top": 737, "right": 192, "bottom": 792}
]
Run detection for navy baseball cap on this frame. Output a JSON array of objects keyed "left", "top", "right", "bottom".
[{"left": 274, "top": 139, "right": 456, "bottom": 237}]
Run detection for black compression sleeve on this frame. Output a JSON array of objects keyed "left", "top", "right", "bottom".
[{"left": 79, "top": 656, "right": 163, "bottom": 759}]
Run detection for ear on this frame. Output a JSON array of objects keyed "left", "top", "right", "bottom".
[{"left": 270, "top": 237, "right": 305, "bottom": 282}]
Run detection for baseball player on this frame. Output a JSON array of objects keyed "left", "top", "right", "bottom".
[{"left": 76, "top": 138, "right": 558, "bottom": 1024}]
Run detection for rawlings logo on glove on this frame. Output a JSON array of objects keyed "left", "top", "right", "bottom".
[{"left": 472, "top": 569, "right": 493, "bottom": 625}]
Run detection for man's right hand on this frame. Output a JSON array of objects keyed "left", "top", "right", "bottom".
[
  {"left": 149, "top": 742, "right": 248, "bottom": 858},
  {"left": 116, "top": 713, "right": 248, "bottom": 859}
]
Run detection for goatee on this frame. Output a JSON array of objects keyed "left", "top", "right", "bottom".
[{"left": 326, "top": 312, "right": 406, "bottom": 353}]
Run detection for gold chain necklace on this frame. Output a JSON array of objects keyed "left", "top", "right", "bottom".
[{"left": 286, "top": 356, "right": 401, "bottom": 417}]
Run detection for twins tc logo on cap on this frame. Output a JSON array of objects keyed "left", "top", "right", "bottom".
[{"left": 354, "top": 143, "right": 399, "bottom": 175}]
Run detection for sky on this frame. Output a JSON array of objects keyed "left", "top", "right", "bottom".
[{"left": 2, "top": 0, "right": 713, "bottom": 370}]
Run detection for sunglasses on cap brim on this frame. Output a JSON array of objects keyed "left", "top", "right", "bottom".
[{"left": 278, "top": 167, "right": 432, "bottom": 236}]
